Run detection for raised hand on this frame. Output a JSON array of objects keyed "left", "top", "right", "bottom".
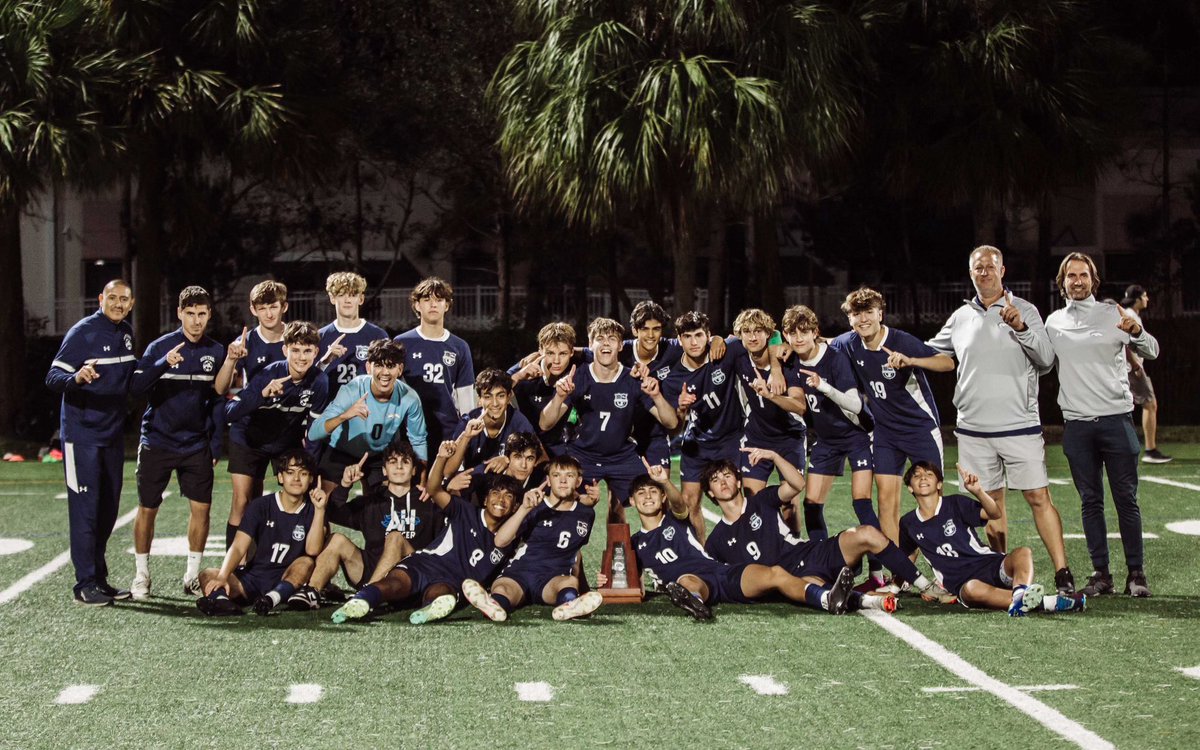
[
  {"left": 343, "top": 394, "right": 370, "bottom": 421},
  {"left": 165, "top": 341, "right": 186, "bottom": 367},
  {"left": 583, "top": 478, "right": 601, "bottom": 505},
  {"left": 227, "top": 327, "right": 249, "bottom": 361},
  {"left": 524, "top": 481, "right": 548, "bottom": 509},
  {"left": 483, "top": 454, "right": 510, "bottom": 474},
  {"left": 437, "top": 440, "right": 458, "bottom": 459},
  {"left": 554, "top": 365, "right": 577, "bottom": 398},
  {"left": 749, "top": 357, "right": 770, "bottom": 397},
  {"left": 677, "top": 388, "right": 697, "bottom": 409},
  {"left": 515, "top": 355, "right": 544, "bottom": 383},
  {"left": 999, "top": 291, "right": 1026, "bottom": 332},
  {"left": 464, "top": 416, "right": 486, "bottom": 438},
  {"left": 1116, "top": 304, "right": 1142, "bottom": 336},
  {"left": 739, "top": 445, "right": 775, "bottom": 466},
  {"left": 640, "top": 374, "right": 661, "bottom": 397},
  {"left": 881, "top": 346, "right": 912, "bottom": 370},
  {"left": 341, "top": 452, "right": 369, "bottom": 488},
  {"left": 798, "top": 368, "right": 823, "bottom": 390},
  {"left": 956, "top": 462, "right": 982, "bottom": 495},
  {"left": 642, "top": 455, "right": 669, "bottom": 484},
  {"left": 262, "top": 376, "right": 288, "bottom": 399},
  {"left": 75, "top": 359, "right": 100, "bottom": 385},
  {"left": 630, "top": 361, "right": 648, "bottom": 380},
  {"left": 309, "top": 485, "right": 328, "bottom": 509},
  {"left": 446, "top": 470, "right": 473, "bottom": 494}
]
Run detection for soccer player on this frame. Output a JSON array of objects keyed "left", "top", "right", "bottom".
[
  {"left": 626, "top": 467, "right": 863, "bottom": 620},
  {"left": 196, "top": 449, "right": 328, "bottom": 616},
  {"left": 395, "top": 277, "right": 475, "bottom": 451},
  {"left": 451, "top": 369, "right": 538, "bottom": 470},
  {"left": 308, "top": 338, "right": 427, "bottom": 494},
  {"left": 730, "top": 308, "right": 807, "bottom": 496},
  {"left": 454, "top": 431, "right": 547, "bottom": 507},
  {"left": 214, "top": 279, "right": 289, "bottom": 395},
  {"left": 927, "top": 245, "right": 1075, "bottom": 594},
  {"left": 224, "top": 321, "right": 329, "bottom": 548},
  {"left": 704, "top": 449, "right": 951, "bottom": 605},
  {"left": 45, "top": 279, "right": 138, "bottom": 605},
  {"left": 832, "top": 288, "right": 954, "bottom": 577},
  {"left": 539, "top": 317, "right": 678, "bottom": 523},
  {"left": 1121, "top": 284, "right": 1172, "bottom": 464},
  {"left": 329, "top": 441, "right": 521, "bottom": 625},
  {"left": 1046, "top": 253, "right": 1159, "bottom": 598},
  {"left": 510, "top": 322, "right": 579, "bottom": 457},
  {"left": 461, "top": 454, "right": 604, "bottom": 622},
  {"left": 899, "top": 462, "right": 1086, "bottom": 615},
  {"left": 128, "top": 286, "right": 227, "bottom": 598},
  {"left": 316, "top": 271, "right": 389, "bottom": 400},
  {"left": 621, "top": 301, "right": 687, "bottom": 469},
  {"left": 290, "top": 444, "right": 442, "bottom": 609}
]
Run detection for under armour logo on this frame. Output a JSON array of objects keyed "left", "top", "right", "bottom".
[
  {"left": 266, "top": 520, "right": 275, "bottom": 527},
  {"left": 727, "top": 538, "right": 737, "bottom": 546},
  {"left": 413, "top": 352, "right": 422, "bottom": 359},
  {"left": 583, "top": 394, "right": 591, "bottom": 400},
  {"left": 856, "top": 459, "right": 868, "bottom": 467},
  {"left": 103, "top": 346, "right": 111, "bottom": 352},
  {"left": 916, "top": 533, "right": 924, "bottom": 540},
  {"left": 257, "top": 356, "right": 266, "bottom": 363},
  {"left": 77, "top": 485, "right": 89, "bottom": 493},
  {"left": 542, "top": 520, "right": 553, "bottom": 527}
]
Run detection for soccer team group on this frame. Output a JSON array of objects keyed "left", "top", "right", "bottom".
[{"left": 45, "top": 246, "right": 1161, "bottom": 624}]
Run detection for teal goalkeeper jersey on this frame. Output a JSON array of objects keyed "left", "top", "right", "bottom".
[{"left": 307, "top": 375, "right": 428, "bottom": 460}]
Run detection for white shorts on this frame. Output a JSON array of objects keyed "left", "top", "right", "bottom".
[{"left": 955, "top": 432, "right": 1049, "bottom": 492}]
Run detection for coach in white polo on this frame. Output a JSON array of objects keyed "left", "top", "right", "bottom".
[{"left": 927, "top": 245, "right": 1075, "bottom": 594}]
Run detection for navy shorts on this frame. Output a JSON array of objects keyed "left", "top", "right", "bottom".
[
  {"left": 640, "top": 436, "right": 672, "bottom": 468},
  {"left": 680, "top": 436, "right": 742, "bottom": 484},
  {"left": 944, "top": 554, "right": 1010, "bottom": 601},
  {"left": 740, "top": 437, "right": 805, "bottom": 483},
  {"left": 136, "top": 444, "right": 213, "bottom": 507},
  {"left": 226, "top": 440, "right": 274, "bottom": 480},
  {"left": 697, "top": 563, "right": 753, "bottom": 605},
  {"left": 572, "top": 448, "right": 645, "bottom": 505},
  {"left": 500, "top": 560, "right": 574, "bottom": 604},
  {"left": 783, "top": 534, "right": 847, "bottom": 583},
  {"left": 343, "top": 546, "right": 383, "bottom": 590},
  {"left": 395, "top": 555, "right": 459, "bottom": 596},
  {"left": 872, "top": 425, "right": 943, "bottom": 477},
  {"left": 808, "top": 432, "right": 873, "bottom": 476},
  {"left": 233, "top": 565, "right": 282, "bottom": 602}
]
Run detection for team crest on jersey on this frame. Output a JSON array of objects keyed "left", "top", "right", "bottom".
[
  {"left": 299, "top": 390, "right": 313, "bottom": 407},
  {"left": 124, "top": 334, "right": 133, "bottom": 351},
  {"left": 657, "top": 366, "right": 671, "bottom": 380},
  {"left": 292, "top": 524, "right": 306, "bottom": 541},
  {"left": 356, "top": 345, "right": 369, "bottom": 360},
  {"left": 881, "top": 364, "right": 896, "bottom": 380},
  {"left": 711, "top": 368, "right": 726, "bottom": 385},
  {"left": 663, "top": 526, "right": 676, "bottom": 541},
  {"left": 200, "top": 355, "right": 215, "bottom": 372},
  {"left": 576, "top": 521, "right": 589, "bottom": 537},
  {"left": 750, "top": 513, "right": 763, "bottom": 531},
  {"left": 443, "top": 350, "right": 457, "bottom": 367},
  {"left": 613, "top": 393, "right": 629, "bottom": 409},
  {"left": 489, "top": 548, "right": 504, "bottom": 565},
  {"left": 942, "top": 519, "right": 956, "bottom": 537}
]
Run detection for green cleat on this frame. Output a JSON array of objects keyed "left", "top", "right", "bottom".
[
  {"left": 331, "top": 598, "right": 370, "bottom": 624},
  {"left": 409, "top": 594, "right": 457, "bottom": 625}
]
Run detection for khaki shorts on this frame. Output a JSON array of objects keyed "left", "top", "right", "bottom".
[
  {"left": 955, "top": 432, "right": 1049, "bottom": 492},
  {"left": 1129, "top": 370, "right": 1155, "bottom": 406}
]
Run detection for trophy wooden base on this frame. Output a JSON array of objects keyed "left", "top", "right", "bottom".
[{"left": 597, "top": 522, "right": 644, "bottom": 604}]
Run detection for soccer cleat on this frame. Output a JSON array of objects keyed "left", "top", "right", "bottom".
[
  {"left": 182, "top": 576, "right": 202, "bottom": 597},
  {"left": 1049, "top": 592, "right": 1087, "bottom": 613},
  {"left": 196, "top": 594, "right": 242, "bottom": 616},
  {"left": 827, "top": 566, "right": 856, "bottom": 615},
  {"left": 462, "top": 579, "right": 506, "bottom": 622},
  {"left": 130, "top": 573, "right": 152, "bottom": 601},
  {"left": 409, "top": 594, "right": 457, "bottom": 625},
  {"left": 1124, "top": 569, "right": 1152, "bottom": 598},
  {"left": 1080, "top": 570, "right": 1115, "bottom": 597},
  {"left": 918, "top": 581, "right": 958, "bottom": 605},
  {"left": 74, "top": 585, "right": 114, "bottom": 607},
  {"left": 1054, "top": 567, "right": 1075, "bottom": 595},
  {"left": 286, "top": 585, "right": 321, "bottom": 611},
  {"left": 859, "top": 593, "right": 899, "bottom": 613},
  {"left": 320, "top": 583, "right": 348, "bottom": 603},
  {"left": 853, "top": 574, "right": 887, "bottom": 594},
  {"left": 331, "top": 598, "right": 370, "bottom": 624},
  {"left": 552, "top": 591, "right": 604, "bottom": 621},
  {"left": 1008, "top": 583, "right": 1044, "bottom": 617},
  {"left": 97, "top": 582, "right": 132, "bottom": 601},
  {"left": 662, "top": 580, "right": 713, "bottom": 621},
  {"left": 1141, "top": 449, "right": 1173, "bottom": 464}
]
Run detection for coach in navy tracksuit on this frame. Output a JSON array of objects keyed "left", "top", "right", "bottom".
[{"left": 45, "top": 280, "right": 137, "bottom": 606}]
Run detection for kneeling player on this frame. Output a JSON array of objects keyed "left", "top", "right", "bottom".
[
  {"left": 462, "top": 455, "right": 603, "bottom": 622},
  {"left": 329, "top": 441, "right": 521, "bottom": 625},
  {"left": 196, "top": 450, "right": 327, "bottom": 616},
  {"left": 625, "top": 468, "right": 862, "bottom": 619},
  {"left": 900, "top": 462, "right": 1086, "bottom": 616}
]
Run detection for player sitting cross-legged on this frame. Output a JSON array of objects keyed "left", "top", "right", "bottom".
[
  {"left": 900, "top": 462, "right": 1087, "bottom": 616},
  {"left": 196, "top": 450, "right": 328, "bottom": 616},
  {"left": 461, "top": 454, "right": 604, "bottom": 622}
]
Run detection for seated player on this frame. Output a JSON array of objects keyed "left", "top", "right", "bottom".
[
  {"left": 461, "top": 455, "right": 603, "bottom": 622},
  {"left": 315, "top": 271, "right": 389, "bottom": 400},
  {"left": 290, "top": 443, "right": 443, "bottom": 609},
  {"left": 900, "top": 462, "right": 1087, "bottom": 616},
  {"left": 196, "top": 450, "right": 328, "bottom": 616},
  {"left": 308, "top": 339, "right": 427, "bottom": 495},
  {"left": 451, "top": 369, "right": 537, "bottom": 470},
  {"left": 703, "top": 450, "right": 951, "bottom": 606},
  {"left": 329, "top": 441, "right": 521, "bottom": 625},
  {"left": 510, "top": 322, "right": 580, "bottom": 457},
  {"left": 457, "top": 431, "right": 547, "bottom": 506},
  {"left": 625, "top": 467, "right": 861, "bottom": 620}
]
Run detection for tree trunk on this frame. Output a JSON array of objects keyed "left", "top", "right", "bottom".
[
  {"left": 668, "top": 196, "right": 696, "bottom": 314},
  {"left": 0, "top": 202, "right": 27, "bottom": 435},
  {"left": 133, "top": 160, "right": 167, "bottom": 347},
  {"left": 753, "top": 209, "right": 784, "bottom": 317},
  {"left": 706, "top": 222, "right": 726, "bottom": 326},
  {"left": 1035, "top": 195, "right": 1055, "bottom": 313}
]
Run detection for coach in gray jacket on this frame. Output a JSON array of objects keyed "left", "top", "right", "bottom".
[
  {"left": 928, "top": 245, "right": 1074, "bottom": 594},
  {"left": 1046, "top": 252, "right": 1158, "bottom": 599}
]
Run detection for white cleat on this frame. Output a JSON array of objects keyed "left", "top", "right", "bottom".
[
  {"left": 552, "top": 591, "right": 603, "bottom": 621},
  {"left": 130, "top": 573, "right": 152, "bottom": 601},
  {"left": 182, "top": 576, "right": 202, "bottom": 597},
  {"left": 462, "top": 579, "right": 506, "bottom": 622}
]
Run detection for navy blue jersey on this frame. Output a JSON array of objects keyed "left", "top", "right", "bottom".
[
  {"left": 797, "top": 342, "right": 871, "bottom": 442},
  {"left": 409, "top": 495, "right": 512, "bottom": 586},
  {"left": 226, "top": 361, "right": 330, "bottom": 455},
  {"left": 238, "top": 492, "right": 317, "bottom": 577},
  {"left": 466, "top": 464, "right": 546, "bottom": 507},
  {"left": 504, "top": 498, "right": 595, "bottom": 574},
  {"left": 45, "top": 310, "right": 137, "bottom": 445},
  {"left": 703, "top": 487, "right": 805, "bottom": 567},
  {"left": 319, "top": 320, "right": 389, "bottom": 399},
  {"left": 899, "top": 494, "right": 998, "bottom": 589},
  {"left": 734, "top": 355, "right": 806, "bottom": 444},
  {"left": 660, "top": 339, "right": 746, "bottom": 446},
  {"left": 396, "top": 328, "right": 475, "bottom": 447},
  {"left": 632, "top": 514, "right": 732, "bottom": 587},
  {"left": 130, "top": 330, "right": 225, "bottom": 454},
  {"left": 560, "top": 364, "right": 654, "bottom": 461},
  {"left": 451, "top": 405, "right": 538, "bottom": 469},
  {"left": 328, "top": 484, "right": 446, "bottom": 556},
  {"left": 831, "top": 328, "right": 940, "bottom": 433},
  {"left": 241, "top": 326, "right": 286, "bottom": 386},
  {"left": 513, "top": 376, "right": 574, "bottom": 452},
  {"left": 620, "top": 339, "right": 683, "bottom": 454}
]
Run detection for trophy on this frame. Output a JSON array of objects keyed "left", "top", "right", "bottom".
[{"left": 597, "top": 523, "right": 644, "bottom": 603}]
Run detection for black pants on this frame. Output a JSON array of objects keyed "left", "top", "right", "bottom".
[{"left": 1062, "top": 414, "right": 1143, "bottom": 571}]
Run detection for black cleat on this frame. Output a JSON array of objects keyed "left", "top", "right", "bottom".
[
  {"left": 1080, "top": 570, "right": 1115, "bottom": 597},
  {"left": 253, "top": 595, "right": 277, "bottom": 616},
  {"left": 197, "top": 594, "right": 243, "bottom": 616},
  {"left": 74, "top": 585, "right": 114, "bottom": 607},
  {"left": 287, "top": 586, "right": 320, "bottom": 611},
  {"left": 319, "top": 583, "right": 348, "bottom": 604},
  {"left": 662, "top": 581, "right": 713, "bottom": 621},
  {"left": 97, "top": 582, "right": 132, "bottom": 601},
  {"left": 1124, "top": 569, "right": 1152, "bottom": 598},
  {"left": 1054, "top": 567, "right": 1075, "bottom": 595},
  {"left": 827, "top": 566, "right": 856, "bottom": 615}
]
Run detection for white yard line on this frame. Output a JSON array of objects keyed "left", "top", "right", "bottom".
[
  {"left": 860, "top": 610, "right": 1113, "bottom": 750},
  {"left": 1063, "top": 532, "right": 1158, "bottom": 540},
  {"left": 514, "top": 682, "right": 554, "bottom": 702},
  {"left": 285, "top": 684, "right": 324, "bottom": 704},
  {"left": 0, "top": 507, "right": 139, "bottom": 605},
  {"left": 1142, "top": 476, "right": 1200, "bottom": 492},
  {"left": 923, "top": 684, "right": 1078, "bottom": 694},
  {"left": 739, "top": 675, "right": 789, "bottom": 696},
  {"left": 55, "top": 685, "right": 99, "bottom": 705},
  {"left": 701, "top": 507, "right": 722, "bottom": 525},
  {"left": 1176, "top": 666, "right": 1200, "bottom": 681}
]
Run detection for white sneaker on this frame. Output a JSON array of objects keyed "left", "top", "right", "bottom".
[
  {"left": 552, "top": 591, "right": 603, "bottom": 621},
  {"left": 182, "top": 576, "right": 202, "bottom": 597},
  {"left": 462, "top": 579, "right": 506, "bottom": 622},
  {"left": 130, "top": 573, "right": 152, "bottom": 600}
]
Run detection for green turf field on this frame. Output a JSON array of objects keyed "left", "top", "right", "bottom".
[{"left": 2, "top": 445, "right": 1199, "bottom": 749}]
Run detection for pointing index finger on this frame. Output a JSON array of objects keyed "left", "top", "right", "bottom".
[
  {"left": 357, "top": 452, "right": 370, "bottom": 468},
  {"left": 333, "top": 334, "right": 346, "bottom": 346}
]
